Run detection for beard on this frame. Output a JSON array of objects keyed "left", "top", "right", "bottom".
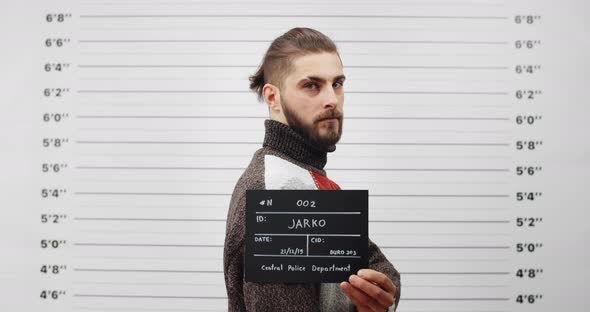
[{"left": 281, "top": 96, "right": 343, "bottom": 151}]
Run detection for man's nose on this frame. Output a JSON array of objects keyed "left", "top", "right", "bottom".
[{"left": 322, "top": 84, "right": 340, "bottom": 109}]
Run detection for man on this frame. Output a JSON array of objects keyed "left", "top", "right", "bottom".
[{"left": 224, "top": 27, "right": 401, "bottom": 311}]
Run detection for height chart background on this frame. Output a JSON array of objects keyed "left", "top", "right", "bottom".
[{"left": 1, "top": 0, "right": 589, "bottom": 311}]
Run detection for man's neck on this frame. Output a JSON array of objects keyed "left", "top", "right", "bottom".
[{"left": 262, "top": 119, "right": 335, "bottom": 170}]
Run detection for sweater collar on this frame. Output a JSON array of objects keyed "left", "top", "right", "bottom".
[{"left": 262, "top": 119, "right": 335, "bottom": 170}]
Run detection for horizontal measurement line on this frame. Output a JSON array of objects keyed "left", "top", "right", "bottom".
[
  {"left": 374, "top": 208, "right": 510, "bottom": 211},
  {"left": 74, "top": 115, "right": 510, "bottom": 120},
  {"left": 326, "top": 168, "right": 510, "bottom": 171},
  {"left": 381, "top": 246, "right": 510, "bottom": 249},
  {"left": 72, "top": 270, "right": 511, "bottom": 275},
  {"left": 392, "top": 258, "right": 509, "bottom": 262},
  {"left": 76, "top": 114, "right": 268, "bottom": 118},
  {"left": 405, "top": 284, "right": 509, "bottom": 288},
  {"left": 79, "top": 14, "right": 508, "bottom": 19},
  {"left": 74, "top": 242, "right": 512, "bottom": 249},
  {"left": 78, "top": 90, "right": 248, "bottom": 93},
  {"left": 71, "top": 256, "right": 507, "bottom": 262},
  {"left": 402, "top": 272, "right": 510, "bottom": 275},
  {"left": 402, "top": 297, "right": 510, "bottom": 301},
  {"left": 78, "top": 64, "right": 510, "bottom": 70},
  {"left": 72, "top": 255, "right": 221, "bottom": 260},
  {"left": 76, "top": 230, "right": 223, "bottom": 235},
  {"left": 74, "top": 192, "right": 509, "bottom": 197},
  {"left": 75, "top": 141, "right": 260, "bottom": 144},
  {"left": 73, "top": 294, "right": 509, "bottom": 301},
  {"left": 79, "top": 64, "right": 256, "bottom": 68},
  {"left": 74, "top": 294, "right": 227, "bottom": 299},
  {"left": 75, "top": 217, "right": 225, "bottom": 221},
  {"left": 73, "top": 243, "right": 510, "bottom": 249},
  {"left": 79, "top": 2, "right": 506, "bottom": 8},
  {"left": 78, "top": 65, "right": 509, "bottom": 70},
  {"left": 77, "top": 90, "right": 507, "bottom": 95},
  {"left": 371, "top": 220, "right": 509, "bottom": 223},
  {"left": 77, "top": 166, "right": 246, "bottom": 170},
  {"left": 75, "top": 141, "right": 510, "bottom": 146},
  {"left": 74, "top": 231, "right": 509, "bottom": 237},
  {"left": 75, "top": 128, "right": 510, "bottom": 134},
  {"left": 74, "top": 243, "right": 223, "bottom": 247},
  {"left": 376, "top": 233, "right": 511, "bottom": 237},
  {"left": 75, "top": 192, "right": 229, "bottom": 196},
  {"left": 74, "top": 268, "right": 222, "bottom": 273},
  {"left": 75, "top": 166, "right": 509, "bottom": 172},
  {"left": 72, "top": 281, "right": 224, "bottom": 286},
  {"left": 74, "top": 218, "right": 510, "bottom": 223},
  {"left": 372, "top": 194, "right": 509, "bottom": 197},
  {"left": 79, "top": 1, "right": 505, "bottom": 6},
  {"left": 70, "top": 218, "right": 513, "bottom": 224},
  {"left": 78, "top": 39, "right": 508, "bottom": 45}
]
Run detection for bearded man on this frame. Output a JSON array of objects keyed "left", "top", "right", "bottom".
[{"left": 223, "top": 27, "right": 401, "bottom": 312}]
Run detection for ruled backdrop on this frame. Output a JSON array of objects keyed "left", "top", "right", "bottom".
[{"left": 2, "top": 0, "right": 589, "bottom": 311}]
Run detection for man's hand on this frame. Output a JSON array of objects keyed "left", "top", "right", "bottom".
[{"left": 339, "top": 269, "right": 397, "bottom": 312}]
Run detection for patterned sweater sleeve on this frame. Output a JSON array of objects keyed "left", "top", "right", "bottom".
[{"left": 367, "top": 237, "right": 401, "bottom": 311}]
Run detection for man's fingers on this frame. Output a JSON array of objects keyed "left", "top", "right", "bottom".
[
  {"left": 358, "top": 269, "right": 397, "bottom": 297},
  {"left": 349, "top": 274, "right": 395, "bottom": 308},
  {"left": 340, "top": 281, "right": 381, "bottom": 312}
]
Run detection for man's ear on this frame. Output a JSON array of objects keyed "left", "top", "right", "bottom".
[{"left": 263, "top": 83, "right": 281, "bottom": 113}]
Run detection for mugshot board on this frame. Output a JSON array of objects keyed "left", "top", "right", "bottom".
[{"left": 1, "top": 0, "right": 589, "bottom": 311}]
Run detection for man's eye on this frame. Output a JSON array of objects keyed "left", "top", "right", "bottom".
[
  {"left": 305, "top": 83, "right": 319, "bottom": 89},
  {"left": 334, "top": 81, "right": 344, "bottom": 88}
]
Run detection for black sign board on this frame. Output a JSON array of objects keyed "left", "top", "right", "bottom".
[{"left": 245, "top": 190, "right": 368, "bottom": 283}]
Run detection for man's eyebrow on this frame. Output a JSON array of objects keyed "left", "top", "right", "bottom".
[{"left": 298, "top": 75, "right": 346, "bottom": 84}]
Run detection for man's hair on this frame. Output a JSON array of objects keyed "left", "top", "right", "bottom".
[{"left": 249, "top": 27, "right": 341, "bottom": 103}]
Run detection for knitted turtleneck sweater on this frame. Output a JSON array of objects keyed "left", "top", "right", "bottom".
[{"left": 223, "top": 119, "right": 401, "bottom": 311}]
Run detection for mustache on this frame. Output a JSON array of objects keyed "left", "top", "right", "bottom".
[{"left": 315, "top": 110, "right": 343, "bottom": 122}]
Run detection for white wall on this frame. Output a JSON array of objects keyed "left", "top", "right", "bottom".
[{"left": 1, "top": 0, "right": 589, "bottom": 311}]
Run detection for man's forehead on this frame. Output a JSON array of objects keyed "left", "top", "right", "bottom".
[{"left": 288, "top": 52, "right": 344, "bottom": 83}]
